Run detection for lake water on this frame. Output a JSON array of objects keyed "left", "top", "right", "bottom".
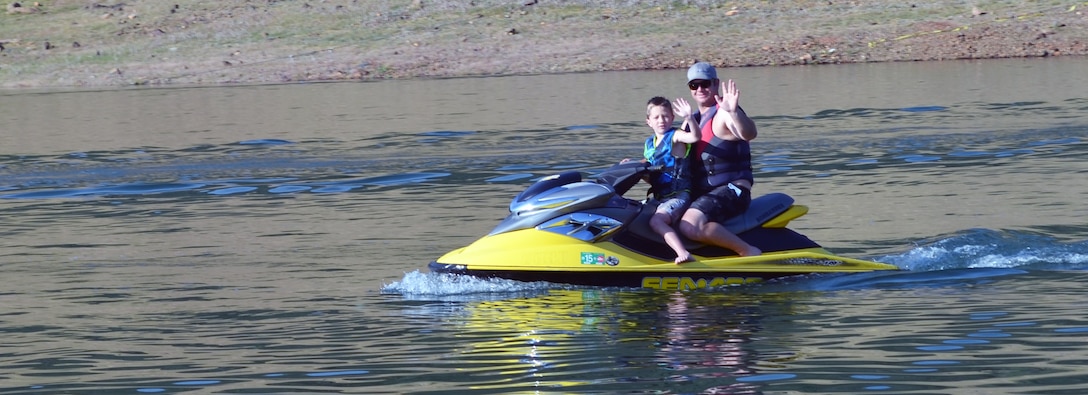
[{"left": 2, "top": 57, "right": 1088, "bottom": 394}]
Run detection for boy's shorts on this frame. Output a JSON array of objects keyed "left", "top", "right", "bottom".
[
  {"left": 688, "top": 183, "right": 751, "bottom": 223},
  {"left": 654, "top": 191, "right": 691, "bottom": 224}
]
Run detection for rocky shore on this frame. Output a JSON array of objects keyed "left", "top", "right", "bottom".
[{"left": 1, "top": 1, "right": 1085, "bottom": 88}]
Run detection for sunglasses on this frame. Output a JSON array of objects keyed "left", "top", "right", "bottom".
[{"left": 687, "top": 80, "right": 714, "bottom": 90}]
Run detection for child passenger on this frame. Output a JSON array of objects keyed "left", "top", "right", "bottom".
[{"left": 642, "top": 96, "right": 700, "bottom": 264}]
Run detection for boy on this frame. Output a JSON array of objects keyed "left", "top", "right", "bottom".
[{"left": 642, "top": 96, "right": 700, "bottom": 264}]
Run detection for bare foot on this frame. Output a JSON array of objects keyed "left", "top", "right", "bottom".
[
  {"left": 674, "top": 253, "right": 693, "bottom": 264},
  {"left": 737, "top": 246, "right": 762, "bottom": 257}
]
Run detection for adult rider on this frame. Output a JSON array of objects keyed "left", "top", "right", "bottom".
[{"left": 677, "top": 62, "right": 762, "bottom": 257}]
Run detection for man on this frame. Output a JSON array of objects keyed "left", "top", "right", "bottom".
[{"left": 677, "top": 62, "right": 762, "bottom": 256}]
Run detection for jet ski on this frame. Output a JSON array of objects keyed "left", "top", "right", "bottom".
[{"left": 429, "top": 162, "right": 899, "bottom": 290}]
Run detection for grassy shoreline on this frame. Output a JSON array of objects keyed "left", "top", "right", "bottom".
[{"left": 2, "top": 0, "right": 1086, "bottom": 89}]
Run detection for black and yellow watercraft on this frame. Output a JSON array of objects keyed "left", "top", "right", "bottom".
[{"left": 429, "top": 163, "right": 899, "bottom": 290}]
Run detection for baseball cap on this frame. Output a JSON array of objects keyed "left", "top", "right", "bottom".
[{"left": 686, "top": 62, "right": 718, "bottom": 82}]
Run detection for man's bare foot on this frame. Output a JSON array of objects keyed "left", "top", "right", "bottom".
[
  {"left": 737, "top": 246, "right": 762, "bottom": 257},
  {"left": 674, "top": 253, "right": 693, "bottom": 264}
]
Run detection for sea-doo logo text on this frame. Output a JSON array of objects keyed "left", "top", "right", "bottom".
[
  {"left": 642, "top": 276, "right": 762, "bottom": 290},
  {"left": 781, "top": 258, "right": 844, "bottom": 266}
]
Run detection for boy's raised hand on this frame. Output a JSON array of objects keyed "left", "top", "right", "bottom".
[{"left": 672, "top": 97, "right": 692, "bottom": 118}]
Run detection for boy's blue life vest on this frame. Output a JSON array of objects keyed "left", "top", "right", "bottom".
[{"left": 643, "top": 128, "right": 692, "bottom": 200}]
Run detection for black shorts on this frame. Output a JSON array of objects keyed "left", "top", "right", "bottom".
[{"left": 689, "top": 183, "right": 751, "bottom": 223}]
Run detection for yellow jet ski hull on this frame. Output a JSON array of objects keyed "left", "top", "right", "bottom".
[{"left": 431, "top": 226, "right": 898, "bottom": 290}]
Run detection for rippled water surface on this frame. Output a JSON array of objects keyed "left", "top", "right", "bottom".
[{"left": 2, "top": 58, "right": 1088, "bottom": 394}]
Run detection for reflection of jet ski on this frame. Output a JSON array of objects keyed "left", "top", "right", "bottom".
[{"left": 429, "top": 162, "right": 900, "bottom": 290}]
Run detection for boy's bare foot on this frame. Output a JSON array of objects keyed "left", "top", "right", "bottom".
[{"left": 674, "top": 253, "right": 693, "bottom": 264}]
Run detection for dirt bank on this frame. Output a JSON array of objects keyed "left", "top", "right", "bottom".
[{"left": 1, "top": 1, "right": 1086, "bottom": 88}]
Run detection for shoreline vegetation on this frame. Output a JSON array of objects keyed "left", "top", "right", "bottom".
[{"left": 1, "top": 0, "right": 1086, "bottom": 89}]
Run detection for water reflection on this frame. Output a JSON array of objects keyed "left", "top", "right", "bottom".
[
  {"left": 433, "top": 289, "right": 804, "bottom": 393},
  {"left": 654, "top": 292, "right": 764, "bottom": 394}
]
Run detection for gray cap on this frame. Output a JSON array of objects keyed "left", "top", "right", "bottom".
[{"left": 686, "top": 62, "right": 718, "bottom": 82}]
